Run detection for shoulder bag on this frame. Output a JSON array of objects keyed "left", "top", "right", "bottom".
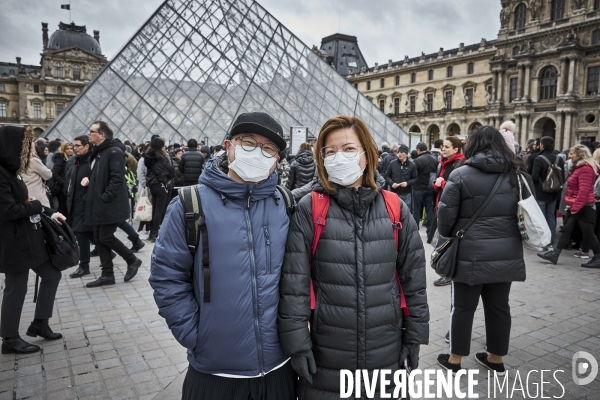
[
  {"left": 431, "top": 173, "right": 503, "bottom": 278},
  {"left": 517, "top": 174, "right": 552, "bottom": 249}
]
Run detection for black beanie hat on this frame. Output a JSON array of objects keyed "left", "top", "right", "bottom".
[{"left": 150, "top": 137, "right": 165, "bottom": 150}]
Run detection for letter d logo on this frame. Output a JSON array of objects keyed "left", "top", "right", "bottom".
[{"left": 572, "top": 351, "right": 598, "bottom": 386}]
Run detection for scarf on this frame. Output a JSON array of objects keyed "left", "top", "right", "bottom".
[{"left": 439, "top": 153, "right": 465, "bottom": 181}]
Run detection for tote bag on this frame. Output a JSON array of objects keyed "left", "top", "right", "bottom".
[
  {"left": 134, "top": 187, "right": 153, "bottom": 222},
  {"left": 517, "top": 175, "right": 551, "bottom": 249}
]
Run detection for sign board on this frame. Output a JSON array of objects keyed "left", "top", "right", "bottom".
[
  {"left": 409, "top": 133, "right": 422, "bottom": 153},
  {"left": 289, "top": 126, "right": 308, "bottom": 155}
]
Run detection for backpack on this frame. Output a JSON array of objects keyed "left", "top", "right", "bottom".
[
  {"left": 594, "top": 175, "right": 600, "bottom": 199},
  {"left": 538, "top": 155, "right": 564, "bottom": 193},
  {"left": 178, "top": 185, "right": 295, "bottom": 303},
  {"left": 310, "top": 190, "right": 409, "bottom": 317},
  {"left": 39, "top": 213, "right": 79, "bottom": 272}
]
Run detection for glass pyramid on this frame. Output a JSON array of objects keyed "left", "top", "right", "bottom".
[{"left": 45, "top": 0, "right": 408, "bottom": 146}]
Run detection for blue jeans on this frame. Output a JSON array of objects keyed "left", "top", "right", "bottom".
[
  {"left": 536, "top": 199, "right": 557, "bottom": 244},
  {"left": 412, "top": 189, "right": 434, "bottom": 233}
]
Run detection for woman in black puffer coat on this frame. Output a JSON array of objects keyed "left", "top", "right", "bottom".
[
  {"left": 286, "top": 143, "right": 316, "bottom": 193},
  {"left": 436, "top": 126, "right": 532, "bottom": 376},
  {"left": 144, "top": 138, "right": 175, "bottom": 242},
  {"left": 279, "top": 116, "right": 429, "bottom": 400}
]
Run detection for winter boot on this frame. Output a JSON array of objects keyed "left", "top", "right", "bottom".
[
  {"left": 537, "top": 249, "right": 561, "bottom": 264},
  {"left": 26, "top": 319, "right": 62, "bottom": 340},
  {"left": 581, "top": 254, "right": 600, "bottom": 268}
]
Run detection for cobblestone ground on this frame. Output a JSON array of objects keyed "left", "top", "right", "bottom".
[{"left": 0, "top": 227, "right": 598, "bottom": 399}]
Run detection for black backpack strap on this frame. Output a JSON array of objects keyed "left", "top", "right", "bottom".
[
  {"left": 178, "top": 185, "right": 211, "bottom": 303},
  {"left": 276, "top": 185, "right": 295, "bottom": 216}
]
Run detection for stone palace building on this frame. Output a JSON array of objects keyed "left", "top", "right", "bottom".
[{"left": 332, "top": 0, "right": 600, "bottom": 150}]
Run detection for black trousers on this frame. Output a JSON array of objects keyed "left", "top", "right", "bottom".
[
  {"left": 557, "top": 207, "right": 600, "bottom": 254},
  {"left": 1, "top": 260, "right": 61, "bottom": 338},
  {"left": 93, "top": 224, "right": 136, "bottom": 276},
  {"left": 450, "top": 282, "right": 512, "bottom": 357},
  {"left": 117, "top": 220, "right": 139, "bottom": 242},
  {"left": 182, "top": 362, "right": 296, "bottom": 400},
  {"left": 75, "top": 231, "right": 93, "bottom": 269},
  {"left": 149, "top": 184, "right": 169, "bottom": 236}
]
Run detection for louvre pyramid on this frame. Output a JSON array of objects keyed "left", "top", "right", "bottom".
[{"left": 45, "top": 0, "right": 408, "bottom": 146}]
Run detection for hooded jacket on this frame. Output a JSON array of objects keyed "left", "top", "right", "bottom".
[
  {"left": 67, "top": 151, "right": 92, "bottom": 233},
  {"left": 84, "top": 139, "right": 130, "bottom": 226},
  {"left": 150, "top": 156, "right": 290, "bottom": 376},
  {"left": 0, "top": 126, "right": 52, "bottom": 272},
  {"left": 279, "top": 183, "right": 429, "bottom": 399},
  {"left": 286, "top": 149, "right": 315, "bottom": 190},
  {"left": 531, "top": 149, "right": 565, "bottom": 203},
  {"left": 565, "top": 162, "right": 597, "bottom": 213},
  {"left": 437, "top": 150, "right": 530, "bottom": 286},
  {"left": 178, "top": 148, "right": 205, "bottom": 185},
  {"left": 412, "top": 151, "right": 438, "bottom": 190},
  {"left": 145, "top": 151, "right": 175, "bottom": 187}
]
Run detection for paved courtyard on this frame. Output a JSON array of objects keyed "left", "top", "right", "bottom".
[{"left": 0, "top": 227, "right": 598, "bottom": 399}]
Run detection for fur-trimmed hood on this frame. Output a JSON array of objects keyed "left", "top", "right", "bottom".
[{"left": 0, "top": 125, "right": 33, "bottom": 174}]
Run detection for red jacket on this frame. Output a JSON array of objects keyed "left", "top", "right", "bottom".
[{"left": 566, "top": 162, "right": 597, "bottom": 213}]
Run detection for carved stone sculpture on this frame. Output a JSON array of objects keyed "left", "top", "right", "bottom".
[{"left": 500, "top": 6, "right": 511, "bottom": 28}]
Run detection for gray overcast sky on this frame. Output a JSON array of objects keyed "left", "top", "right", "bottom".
[{"left": 0, "top": 0, "right": 501, "bottom": 67}]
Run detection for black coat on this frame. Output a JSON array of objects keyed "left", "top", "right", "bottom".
[
  {"left": 412, "top": 151, "right": 438, "bottom": 190},
  {"left": 67, "top": 152, "right": 92, "bottom": 233},
  {"left": 84, "top": 139, "right": 130, "bottom": 226},
  {"left": 286, "top": 150, "right": 315, "bottom": 190},
  {"left": 145, "top": 153, "right": 175, "bottom": 187},
  {"left": 437, "top": 151, "right": 532, "bottom": 286},
  {"left": 179, "top": 149, "right": 204, "bottom": 185},
  {"left": 531, "top": 149, "right": 565, "bottom": 202},
  {"left": 0, "top": 126, "right": 52, "bottom": 273},
  {"left": 279, "top": 185, "right": 429, "bottom": 399},
  {"left": 385, "top": 158, "right": 418, "bottom": 195},
  {"left": 51, "top": 152, "right": 68, "bottom": 194}
]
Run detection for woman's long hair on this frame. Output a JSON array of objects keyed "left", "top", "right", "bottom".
[
  {"left": 58, "top": 142, "right": 72, "bottom": 160},
  {"left": 571, "top": 144, "right": 599, "bottom": 174}
]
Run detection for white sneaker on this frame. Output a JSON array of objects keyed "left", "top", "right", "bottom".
[{"left": 138, "top": 231, "right": 149, "bottom": 240}]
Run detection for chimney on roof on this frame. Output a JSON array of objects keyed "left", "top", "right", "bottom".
[
  {"left": 42, "top": 22, "right": 49, "bottom": 50},
  {"left": 93, "top": 30, "right": 100, "bottom": 45}
]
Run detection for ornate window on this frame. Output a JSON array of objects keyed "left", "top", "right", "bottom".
[
  {"left": 515, "top": 3, "right": 526, "bottom": 30},
  {"left": 33, "top": 84, "right": 39, "bottom": 93},
  {"left": 411, "top": 72, "right": 416, "bottom": 83},
  {"left": 593, "top": 30, "right": 600, "bottom": 45},
  {"left": 409, "top": 95, "right": 416, "bottom": 113},
  {"left": 367, "top": 81, "right": 371, "bottom": 90},
  {"left": 56, "top": 103, "right": 64, "bottom": 115},
  {"left": 465, "top": 88, "right": 474, "bottom": 107},
  {"left": 57, "top": 86, "right": 63, "bottom": 95},
  {"left": 426, "top": 93, "right": 434, "bottom": 112},
  {"left": 540, "top": 66, "right": 558, "bottom": 100},
  {"left": 395, "top": 75, "right": 400, "bottom": 85},
  {"left": 354, "top": 83, "right": 358, "bottom": 89},
  {"left": 54, "top": 66, "right": 63, "bottom": 78},
  {"left": 33, "top": 103, "right": 41, "bottom": 119},
  {"left": 596, "top": 0, "right": 600, "bottom": 10},
  {"left": 467, "top": 62, "right": 474, "bottom": 75},
  {"left": 428, "top": 69, "right": 434, "bottom": 80},
  {"left": 587, "top": 66, "right": 600, "bottom": 95},
  {"left": 394, "top": 97, "right": 400, "bottom": 114},
  {"left": 379, "top": 99, "right": 385, "bottom": 112},
  {"left": 380, "top": 78, "right": 385, "bottom": 89},
  {"left": 447, "top": 66, "right": 453, "bottom": 78},
  {"left": 551, "top": 0, "right": 564, "bottom": 21},
  {"left": 0, "top": 102, "right": 6, "bottom": 118},
  {"left": 91, "top": 66, "right": 98, "bottom": 79},
  {"left": 72, "top": 64, "right": 81, "bottom": 80},
  {"left": 0, "top": 83, "right": 4, "bottom": 92},
  {"left": 509, "top": 77, "right": 519, "bottom": 102},
  {"left": 513, "top": 46, "right": 521, "bottom": 58},
  {"left": 445, "top": 91, "right": 453, "bottom": 109}
]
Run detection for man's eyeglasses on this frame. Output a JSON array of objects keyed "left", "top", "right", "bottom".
[
  {"left": 89, "top": 130, "right": 100, "bottom": 134},
  {"left": 73, "top": 144, "right": 82, "bottom": 148},
  {"left": 232, "top": 136, "right": 279, "bottom": 158}
]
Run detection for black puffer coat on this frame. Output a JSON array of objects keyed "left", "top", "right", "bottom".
[
  {"left": 145, "top": 152, "right": 175, "bottom": 187},
  {"left": 179, "top": 148, "right": 204, "bottom": 185},
  {"left": 279, "top": 184, "right": 429, "bottom": 400},
  {"left": 286, "top": 149, "right": 315, "bottom": 190},
  {"left": 84, "top": 139, "right": 130, "bottom": 226},
  {"left": 67, "top": 152, "right": 92, "bottom": 233},
  {"left": 437, "top": 151, "right": 531, "bottom": 286}
]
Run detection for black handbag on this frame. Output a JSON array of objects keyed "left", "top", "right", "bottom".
[
  {"left": 40, "top": 213, "right": 79, "bottom": 271},
  {"left": 431, "top": 173, "right": 503, "bottom": 278}
]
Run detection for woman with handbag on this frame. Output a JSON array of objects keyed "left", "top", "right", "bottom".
[
  {"left": 22, "top": 143, "right": 53, "bottom": 208},
  {"left": 436, "top": 126, "right": 529, "bottom": 376},
  {"left": 144, "top": 138, "right": 175, "bottom": 243},
  {"left": 0, "top": 126, "right": 65, "bottom": 354},
  {"left": 538, "top": 144, "right": 600, "bottom": 268},
  {"left": 278, "top": 116, "right": 429, "bottom": 399}
]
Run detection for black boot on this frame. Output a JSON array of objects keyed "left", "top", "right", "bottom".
[
  {"left": 90, "top": 247, "right": 98, "bottom": 257},
  {"left": 581, "top": 254, "right": 600, "bottom": 268},
  {"left": 86, "top": 275, "right": 116, "bottom": 288},
  {"left": 26, "top": 319, "right": 62, "bottom": 340},
  {"left": 129, "top": 237, "right": 145, "bottom": 253},
  {"left": 1, "top": 337, "right": 40, "bottom": 354},
  {"left": 149, "top": 232, "right": 158, "bottom": 243},
  {"left": 124, "top": 258, "right": 142, "bottom": 282},
  {"left": 70, "top": 266, "right": 90, "bottom": 278},
  {"left": 537, "top": 249, "right": 561, "bottom": 264}
]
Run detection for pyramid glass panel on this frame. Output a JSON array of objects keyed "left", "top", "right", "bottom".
[{"left": 46, "top": 0, "right": 407, "bottom": 146}]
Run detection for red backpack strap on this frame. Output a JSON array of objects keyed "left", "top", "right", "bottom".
[
  {"left": 310, "top": 191, "right": 330, "bottom": 310},
  {"left": 381, "top": 190, "right": 410, "bottom": 317}
]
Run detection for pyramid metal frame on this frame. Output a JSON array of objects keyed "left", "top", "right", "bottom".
[{"left": 45, "top": 0, "right": 408, "bottom": 146}]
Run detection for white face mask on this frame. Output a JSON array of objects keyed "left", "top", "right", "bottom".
[
  {"left": 324, "top": 151, "right": 365, "bottom": 187},
  {"left": 228, "top": 145, "right": 276, "bottom": 183}
]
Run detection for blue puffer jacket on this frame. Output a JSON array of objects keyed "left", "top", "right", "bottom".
[{"left": 149, "top": 156, "right": 290, "bottom": 376}]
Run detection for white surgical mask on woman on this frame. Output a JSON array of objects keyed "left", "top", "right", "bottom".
[
  {"left": 324, "top": 151, "right": 365, "bottom": 186},
  {"left": 228, "top": 145, "right": 276, "bottom": 183}
]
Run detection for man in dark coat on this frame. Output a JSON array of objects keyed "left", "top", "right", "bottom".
[
  {"left": 531, "top": 136, "right": 564, "bottom": 246},
  {"left": 526, "top": 138, "right": 541, "bottom": 174},
  {"left": 412, "top": 142, "right": 438, "bottom": 233},
  {"left": 178, "top": 139, "right": 204, "bottom": 185},
  {"left": 385, "top": 143, "right": 418, "bottom": 211},
  {"left": 84, "top": 121, "right": 141, "bottom": 288},
  {"left": 286, "top": 145, "right": 315, "bottom": 191}
]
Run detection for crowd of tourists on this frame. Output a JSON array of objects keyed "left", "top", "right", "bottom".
[{"left": 2, "top": 111, "right": 598, "bottom": 399}]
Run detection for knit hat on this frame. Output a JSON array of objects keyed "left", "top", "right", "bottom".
[
  {"left": 499, "top": 129, "right": 516, "bottom": 154},
  {"left": 150, "top": 137, "right": 165, "bottom": 150},
  {"left": 398, "top": 144, "right": 409, "bottom": 154}
]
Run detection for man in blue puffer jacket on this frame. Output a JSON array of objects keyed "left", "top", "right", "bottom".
[{"left": 149, "top": 112, "right": 296, "bottom": 400}]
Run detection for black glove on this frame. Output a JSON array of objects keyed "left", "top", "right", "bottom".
[
  {"left": 400, "top": 344, "right": 420, "bottom": 370},
  {"left": 290, "top": 349, "right": 317, "bottom": 384}
]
